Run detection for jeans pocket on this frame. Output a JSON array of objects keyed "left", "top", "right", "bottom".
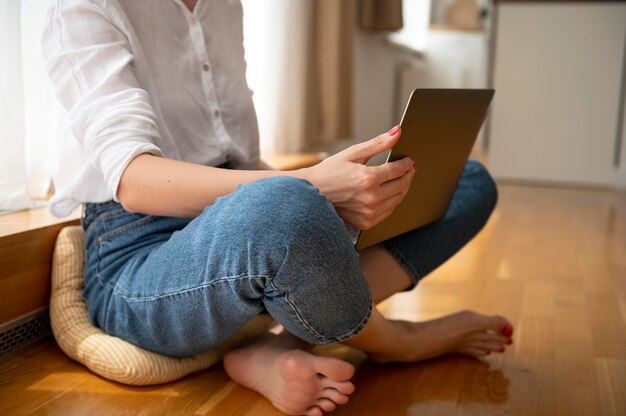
[{"left": 97, "top": 211, "right": 160, "bottom": 243}]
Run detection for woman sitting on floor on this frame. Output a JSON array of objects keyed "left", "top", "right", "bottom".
[{"left": 42, "top": 1, "right": 513, "bottom": 414}]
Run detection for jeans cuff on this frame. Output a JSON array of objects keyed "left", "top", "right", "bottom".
[
  {"left": 295, "top": 297, "right": 372, "bottom": 345},
  {"left": 319, "top": 298, "right": 373, "bottom": 344}
]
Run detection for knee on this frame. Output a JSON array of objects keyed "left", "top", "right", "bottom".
[
  {"left": 232, "top": 176, "right": 345, "bottom": 242},
  {"left": 466, "top": 160, "right": 498, "bottom": 216},
  {"left": 237, "top": 179, "right": 371, "bottom": 344},
  {"left": 242, "top": 176, "right": 321, "bottom": 204}
]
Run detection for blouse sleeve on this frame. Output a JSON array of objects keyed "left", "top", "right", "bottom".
[{"left": 42, "top": 0, "right": 163, "bottom": 201}]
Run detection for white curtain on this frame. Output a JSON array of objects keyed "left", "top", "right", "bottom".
[
  {"left": 0, "top": 1, "right": 54, "bottom": 213},
  {"left": 241, "top": 0, "right": 313, "bottom": 154},
  {"left": 241, "top": 0, "right": 354, "bottom": 153}
]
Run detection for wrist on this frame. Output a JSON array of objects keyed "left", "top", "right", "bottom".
[{"left": 290, "top": 166, "right": 314, "bottom": 185}]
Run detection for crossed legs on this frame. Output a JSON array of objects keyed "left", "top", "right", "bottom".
[
  {"left": 224, "top": 245, "right": 513, "bottom": 416},
  {"left": 224, "top": 161, "right": 513, "bottom": 415}
]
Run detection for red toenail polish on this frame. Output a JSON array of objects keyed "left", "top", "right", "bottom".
[
  {"left": 501, "top": 325, "right": 513, "bottom": 336},
  {"left": 506, "top": 339, "right": 513, "bottom": 345},
  {"left": 499, "top": 347, "right": 505, "bottom": 353}
]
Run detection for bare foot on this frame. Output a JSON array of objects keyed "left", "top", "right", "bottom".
[
  {"left": 224, "top": 331, "right": 356, "bottom": 415},
  {"left": 369, "top": 310, "right": 514, "bottom": 363}
]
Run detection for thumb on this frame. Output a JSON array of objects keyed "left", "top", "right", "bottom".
[{"left": 341, "top": 125, "right": 401, "bottom": 163}]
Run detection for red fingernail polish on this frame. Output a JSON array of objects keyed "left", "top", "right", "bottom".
[
  {"left": 506, "top": 339, "right": 513, "bottom": 345},
  {"left": 388, "top": 125, "right": 399, "bottom": 136},
  {"left": 499, "top": 347, "right": 505, "bottom": 353},
  {"left": 501, "top": 325, "right": 513, "bottom": 336}
]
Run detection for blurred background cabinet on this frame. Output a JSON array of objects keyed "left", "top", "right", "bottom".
[
  {"left": 391, "top": 0, "right": 490, "bottom": 148},
  {"left": 487, "top": 2, "right": 626, "bottom": 188}
]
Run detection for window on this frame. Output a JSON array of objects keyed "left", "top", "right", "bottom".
[
  {"left": 388, "top": 0, "right": 431, "bottom": 52},
  {"left": 0, "top": 1, "right": 54, "bottom": 214}
]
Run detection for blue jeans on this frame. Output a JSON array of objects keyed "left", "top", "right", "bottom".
[{"left": 82, "top": 160, "right": 497, "bottom": 357}]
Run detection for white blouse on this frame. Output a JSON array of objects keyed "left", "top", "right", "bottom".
[{"left": 42, "top": 0, "right": 260, "bottom": 217}]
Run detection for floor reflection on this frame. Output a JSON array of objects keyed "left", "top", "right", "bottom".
[{"left": 335, "top": 354, "right": 510, "bottom": 415}]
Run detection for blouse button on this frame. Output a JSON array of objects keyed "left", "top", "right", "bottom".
[{"left": 202, "top": 64, "right": 210, "bottom": 71}]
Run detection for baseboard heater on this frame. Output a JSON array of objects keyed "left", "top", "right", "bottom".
[{"left": 0, "top": 309, "right": 51, "bottom": 360}]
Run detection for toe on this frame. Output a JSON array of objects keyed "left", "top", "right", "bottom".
[
  {"left": 469, "top": 332, "right": 509, "bottom": 345},
  {"left": 321, "top": 379, "right": 355, "bottom": 395},
  {"left": 314, "top": 356, "right": 355, "bottom": 381},
  {"left": 306, "top": 406, "right": 323, "bottom": 416},
  {"left": 321, "top": 387, "right": 351, "bottom": 405},
  {"left": 460, "top": 347, "right": 489, "bottom": 358},
  {"left": 501, "top": 323, "right": 514, "bottom": 337},
  {"left": 314, "top": 398, "right": 337, "bottom": 413},
  {"left": 495, "top": 316, "right": 514, "bottom": 336},
  {"left": 467, "top": 331, "right": 510, "bottom": 353},
  {"left": 475, "top": 313, "right": 513, "bottom": 335},
  {"left": 468, "top": 340, "right": 505, "bottom": 353}
]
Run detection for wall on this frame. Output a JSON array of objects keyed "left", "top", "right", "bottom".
[
  {"left": 352, "top": 31, "right": 401, "bottom": 142},
  {"left": 619, "top": 81, "right": 626, "bottom": 188},
  {"left": 488, "top": 3, "right": 626, "bottom": 187}
]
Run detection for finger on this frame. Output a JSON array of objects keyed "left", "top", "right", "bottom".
[
  {"left": 341, "top": 126, "right": 401, "bottom": 163},
  {"left": 379, "top": 188, "right": 407, "bottom": 211},
  {"left": 368, "top": 206, "right": 396, "bottom": 228},
  {"left": 344, "top": 204, "right": 395, "bottom": 229},
  {"left": 375, "top": 167, "right": 414, "bottom": 201},
  {"left": 335, "top": 169, "right": 412, "bottom": 211},
  {"left": 368, "top": 156, "right": 413, "bottom": 185}
]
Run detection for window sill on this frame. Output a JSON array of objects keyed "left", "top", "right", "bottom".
[
  {"left": 0, "top": 204, "right": 80, "bottom": 239},
  {"left": 384, "top": 38, "right": 425, "bottom": 58},
  {"left": 262, "top": 152, "right": 322, "bottom": 171}
]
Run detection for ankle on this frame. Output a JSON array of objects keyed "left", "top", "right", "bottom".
[{"left": 373, "top": 321, "right": 417, "bottom": 361}]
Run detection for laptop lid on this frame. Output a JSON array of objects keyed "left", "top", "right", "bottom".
[{"left": 355, "top": 88, "right": 495, "bottom": 251}]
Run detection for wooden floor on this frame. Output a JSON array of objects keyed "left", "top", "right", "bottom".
[{"left": 2, "top": 183, "right": 626, "bottom": 415}]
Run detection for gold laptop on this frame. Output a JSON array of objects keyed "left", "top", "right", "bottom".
[{"left": 355, "top": 88, "right": 495, "bottom": 251}]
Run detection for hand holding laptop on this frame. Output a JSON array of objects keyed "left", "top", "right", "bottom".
[
  {"left": 355, "top": 89, "right": 495, "bottom": 250},
  {"left": 300, "top": 126, "right": 415, "bottom": 230}
]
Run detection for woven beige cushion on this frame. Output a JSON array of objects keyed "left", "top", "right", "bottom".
[{"left": 50, "top": 225, "right": 274, "bottom": 386}]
